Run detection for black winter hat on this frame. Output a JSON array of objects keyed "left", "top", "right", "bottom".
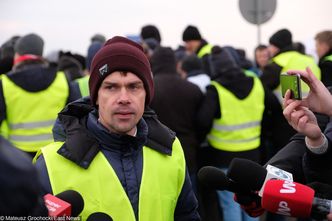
[
  {"left": 141, "top": 25, "right": 161, "bottom": 43},
  {"left": 210, "top": 46, "right": 242, "bottom": 78},
  {"left": 181, "top": 55, "right": 203, "bottom": 73},
  {"left": 182, "top": 25, "right": 202, "bottom": 41},
  {"left": 150, "top": 47, "right": 177, "bottom": 75},
  {"left": 269, "top": 29, "right": 292, "bottom": 49},
  {"left": 14, "top": 33, "right": 44, "bottom": 56}
]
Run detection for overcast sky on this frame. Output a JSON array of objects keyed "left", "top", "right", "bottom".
[{"left": 1, "top": 0, "right": 331, "bottom": 59}]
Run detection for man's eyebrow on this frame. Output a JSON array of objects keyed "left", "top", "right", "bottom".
[
  {"left": 128, "top": 81, "right": 144, "bottom": 85},
  {"left": 101, "top": 81, "right": 117, "bottom": 86},
  {"left": 101, "top": 80, "right": 143, "bottom": 85}
]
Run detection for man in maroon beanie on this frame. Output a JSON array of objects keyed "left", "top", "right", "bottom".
[{"left": 35, "top": 36, "right": 200, "bottom": 220}]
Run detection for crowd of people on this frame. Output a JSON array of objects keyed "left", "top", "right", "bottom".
[{"left": 0, "top": 24, "right": 332, "bottom": 221}]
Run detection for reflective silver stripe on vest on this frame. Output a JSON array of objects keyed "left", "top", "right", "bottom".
[
  {"left": 213, "top": 121, "right": 260, "bottom": 131},
  {"left": 9, "top": 134, "right": 53, "bottom": 142},
  {"left": 207, "top": 134, "right": 260, "bottom": 143},
  {"left": 9, "top": 120, "right": 55, "bottom": 130}
]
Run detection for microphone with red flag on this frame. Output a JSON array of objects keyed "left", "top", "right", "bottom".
[
  {"left": 44, "top": 190, "right": 84, "bottom": 217},
  {"left": 261, "top": 179, "right": 332, "bottom": 219}
]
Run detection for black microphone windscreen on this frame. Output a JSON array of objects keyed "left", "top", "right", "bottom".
[
  {"left": 198, "top": 166, "right": 231, "bottom": 190},
  {"left": 87, "top": 212, "right": 113, "bottom": 221},
  {"left": 227, "top": 158, "right": 266, "bottom": 191},
  {"left": 56, "top": 190, "right": 84, "bottom": 216}
]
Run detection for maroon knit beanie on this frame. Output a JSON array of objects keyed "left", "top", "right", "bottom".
[{"left": 89, "top": 36, "right": 154, "bottom": 106}]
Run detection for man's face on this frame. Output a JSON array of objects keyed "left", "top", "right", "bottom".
[
  {"left": 255, "top": 48, "right": 270, "bottom": 68},
  {"left": 268, "top": 44, "right": 279, "bottom": 57},
  {"left": 184, "top": 40, "right": 200, "bottom": 54},
  {"left": 315, "top": 40, "right": 329, "bottom": 59},
  {"left": 96, "top": 71, "right": 146, "bottom": 136}
]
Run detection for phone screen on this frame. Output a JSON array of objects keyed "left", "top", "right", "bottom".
[{"left": 280, "top": 73, "right": 302, "bottom": 100}]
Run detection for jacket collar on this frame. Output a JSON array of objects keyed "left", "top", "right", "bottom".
[{"left": 55, "top": 98, "right": 175, "bottom": 169}]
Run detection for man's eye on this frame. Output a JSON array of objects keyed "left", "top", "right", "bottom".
[{"left": 129, "top": 84, "right": 141, "bottom": 90}]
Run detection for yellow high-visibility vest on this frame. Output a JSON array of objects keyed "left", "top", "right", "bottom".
[
  {"left": 207, "top": 78, "right": 265, "bottom": 151},
  {"left": 41, "top": 138, "right": 186, "bottom": 220},
  {"left": 2, "top": 72, "right": 69, "bottom": 152},
  {"left": 272, "top": 51, "right": 321, "bottom": 101},
  {"left": 197, "top": 44, "right": 212, "bottom": 58},
  {"left": 76, "top": 75, "right": 89, "bottom": 97}
]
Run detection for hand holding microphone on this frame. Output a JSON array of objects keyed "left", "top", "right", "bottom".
[{"left": 197, "top": 165, "right": 264, "bottom": 217}]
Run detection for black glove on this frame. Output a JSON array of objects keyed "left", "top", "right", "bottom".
[{"left": 234, "top": 192, "right": 265, "bottom": 217}]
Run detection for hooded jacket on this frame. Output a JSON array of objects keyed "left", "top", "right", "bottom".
[
  {"left": 149, "top": 47, "right": 203, "bottom": 174},
  {"left": 35, "top": 97, "right": 200, "bottom": 221},
  {"left": 196, "top": 46, "right": 294, "bottom": 167}
]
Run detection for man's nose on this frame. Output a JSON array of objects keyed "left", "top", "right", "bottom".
[{"left": 117, "top": 88, "right": 130, "bottom": 104}]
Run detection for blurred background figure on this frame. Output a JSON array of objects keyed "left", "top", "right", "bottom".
[
  {"left": 315, "top": 30, "right": 332, "bottom": 87},
  {"left": 182, "top": 25, "right": 213, "bottom": 76},
  {"left": 261, "top": 28, "right": 320, "bottom": 100},
  {"left": 0, "top": 135, "right": 47, "bottom": 215},
  {"left": 222, "top": 46, "right": 257, "bottom": 78},
  {"left": 76, "top": 34, "right": 105, "bottom": 97},
  {"left": 196, "top": 46, "right": 280, "bottom": 221},
  {"left": 140, "top": 24, "right": 161, "bottom": 59},
  {"left": 0, "top": 33, "right": 81, "bottom": 158},
  {"left": 140, "top": 24, "right": 161, "bottom": 44},
  {"left": 179, "top": 54, "right": 210, "bottom": 93},
  {"left": 0, "top": 36, "right": 20, "bottom": 75},
  {"left": 253, "top": 44, "right": 270, "bottom": 76},
  {"left": 57, "top": 51, "right": 85, "bottom": 81},
  {"left": 293, "top": 41, "right": 306, "bottom": 54},
  {"left": 150, "top": 47, "right": 203, "bottom": 193},
  {"left": 90, "top": 33, "right": 106, "bottom": 45}
]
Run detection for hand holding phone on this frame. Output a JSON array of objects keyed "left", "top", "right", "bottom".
[{"left": 280, "top": 73, "right": 302, "bottom": 100}]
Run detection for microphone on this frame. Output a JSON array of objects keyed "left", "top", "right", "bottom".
[
  {"left": 198, "top": 166, "right": 262, "bottom": 206},
  {"left": 197, "top": 166, "right": 250, "bottom": 193},
  {"left": 227, "top": 158, "right": 293, "bottom": 196},
  {"left": 87, "top": 212, "right": 113, "bottom": 221},
  {"left": 44, "top": 190, "right": 84, "bottom": 217},
  {"left": 261, "top": 179, "right": 332, "bottom": 219}
]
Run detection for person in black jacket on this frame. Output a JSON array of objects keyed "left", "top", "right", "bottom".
[
  {"left": 182, "top": 25, "right": 213, "bottom": 77},
  {"left": 35, "top": 36, "right": 200, "bottom": 220},
  {"left": 149, "top": 46, "right": 204, "bottom": 186},
  {"left": 0, "top": 135, "right": 47, "bottom": 215}
]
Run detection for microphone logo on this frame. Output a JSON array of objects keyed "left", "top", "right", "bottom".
[
  {"left": 277, "top": 201, "right": 291, "bottom": 216},
  {"left": 266, "top": 165, "right": 293, "bottom": 180},
  {"left": 280, "top": 181, "right": 296, "bottom": 194}
]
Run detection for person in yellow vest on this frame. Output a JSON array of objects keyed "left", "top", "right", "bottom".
[
  {"left": 0, "top": 33, "right": 81, "bottom": 158},
  {"left": 182, "top": 25, "right": 213, "bottom": 77},
  {"left": 196, "top": 46, "right": 282, "bottom": 221},
  {"left": 76, "top": 38, "right": 104, "bottom": 97},
  {"left": 315, "top": 30, "right": 332, "bottom": 87},
  {"left": 260, "top": 28, "right": 321, "bottom": 102},
  {"left": 34, "top": 36, "right": 200, "bottom": 220}
]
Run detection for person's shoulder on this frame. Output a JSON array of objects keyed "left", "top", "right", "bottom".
[{"left": 143, "top": 108, "right": 176, "bottom": 155}]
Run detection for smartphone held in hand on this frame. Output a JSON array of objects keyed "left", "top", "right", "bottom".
[{"left": 280, "top": 73, "right": 302, "bottom": 100}]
